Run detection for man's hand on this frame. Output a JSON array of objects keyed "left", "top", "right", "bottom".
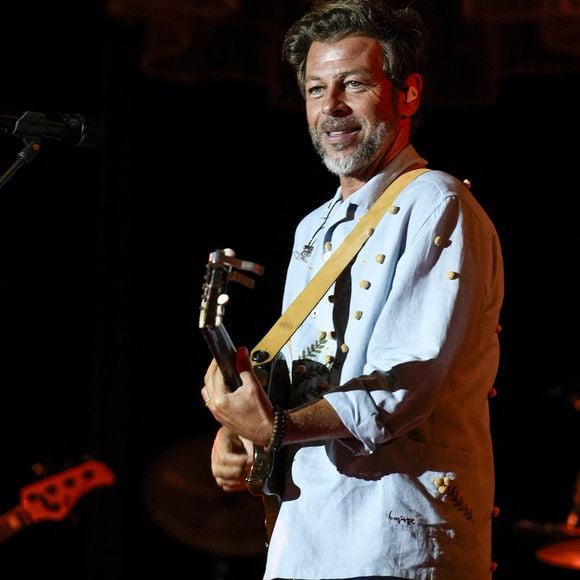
[
  {"left": 201, "top": 346, "right": 274, "bottom": 448},
  {"left": 210, "top": 426, "right": 253, "bottom": 492}
]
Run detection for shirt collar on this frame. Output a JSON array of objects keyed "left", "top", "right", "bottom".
[{"left": 336, "top": 144, "right": 428, "bottom": 210}]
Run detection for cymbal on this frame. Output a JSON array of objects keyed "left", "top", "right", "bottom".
[
  {"left": 142, "top": 433, "right": 267, "bottom": 557},
  {"left": 536, "top": 538, "right": 580, "bottom": 570}
]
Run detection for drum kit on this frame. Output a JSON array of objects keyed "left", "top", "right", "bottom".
[
  {"left": 533, "top": 470, "right": 580, "bottom": 572},
  {"left": 142, "top": 432, "right": 267, "bottom": 577},
  {"left": 536, "top": 537, "right": 580, "bottom": 571},
  {"left": 531, "top": 378, "right": 580, "bottom": 574}
]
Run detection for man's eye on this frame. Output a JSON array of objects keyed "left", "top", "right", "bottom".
[
  {"left": 346, "top": 80, "right": 364, "bottom": 89},
  {"left": 307, "top": 86, "right": 324, "bottom": 97}
]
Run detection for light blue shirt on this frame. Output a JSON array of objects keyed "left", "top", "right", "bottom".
[{"left": 264, "top": 145, "right": 504, "bottom": 580}]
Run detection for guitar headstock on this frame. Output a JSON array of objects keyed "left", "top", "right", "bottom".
[
  {"left": 19, "top": 460, "right": 115, "bottom": 523},
  {"left": 199, "top": 248, "right": 264, "bottom": 330}
]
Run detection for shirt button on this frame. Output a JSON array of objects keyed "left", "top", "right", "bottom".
[
  {"left": 353, "top": 310, "right": 363, "bottom": 320},
  {"left": 434, "top": 235, "right": 451, "bottom": 248},
  {"left": 323, "top": 242, "right": 333, "bottom": 260},
  {"left": 359, "top": 280, "right": 371, "bottom": 289},
  {"left": 447, "top": 271, "right": 460, "bottom": 280},
  {"left": 375, "top": 254, "right": 386, "bottom": 264}
]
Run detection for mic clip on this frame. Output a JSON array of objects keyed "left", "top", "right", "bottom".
[{"left": 294, "top": 245, "right": 314, "bottom": 262}]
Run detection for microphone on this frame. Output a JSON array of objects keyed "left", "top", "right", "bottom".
[{"left": 0, "top": 109, "right": 104, "bottom": 147}]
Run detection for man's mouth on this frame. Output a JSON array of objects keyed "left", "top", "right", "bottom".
[{"left": 322, "top": 127, "right": 359, "bottom": 146}]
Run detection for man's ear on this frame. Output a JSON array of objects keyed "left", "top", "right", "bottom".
[{"left": 399, "top": 73, "right": 422, "bottom": 117}]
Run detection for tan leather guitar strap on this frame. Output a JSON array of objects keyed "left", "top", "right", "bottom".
[{"left": 251, "top": 167, "right": 430, "bottom": 366}]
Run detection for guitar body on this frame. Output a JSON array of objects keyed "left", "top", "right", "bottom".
[{"left": 199, "top": 249, "right": 289, "bottom": 541}]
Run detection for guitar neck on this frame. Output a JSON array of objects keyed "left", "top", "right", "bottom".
[
  {"left": 198, "top": 249, "right": 283, "bottom": 540},
  {"left": 0, "top": 506, "right": 30, "bottom": 544},
  {"left": 201, "top": 323, "right": 242, "bottom": 391}
]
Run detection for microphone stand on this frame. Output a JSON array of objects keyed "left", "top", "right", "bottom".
[{"left": 0, "top": 139, "right": 41, "bottom": 190}]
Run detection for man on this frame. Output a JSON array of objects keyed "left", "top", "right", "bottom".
[{"left": 201, "top": 1, "right": 504, "bottom": 578}]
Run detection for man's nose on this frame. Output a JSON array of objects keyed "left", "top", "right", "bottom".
[{"left": 321, "top": 89, "right": 350, "bottom": 116}]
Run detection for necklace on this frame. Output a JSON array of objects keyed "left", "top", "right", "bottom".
[{"left": 293, "top": 198, "right": 341, "bottom": 262}]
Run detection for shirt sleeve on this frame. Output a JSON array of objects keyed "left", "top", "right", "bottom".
[{"left": 324, "top": 181, "right": 491, "bottom": 454}]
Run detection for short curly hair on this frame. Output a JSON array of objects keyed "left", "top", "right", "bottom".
[{"left": 282, "top": 0, "right": 430, "bottom": 127}]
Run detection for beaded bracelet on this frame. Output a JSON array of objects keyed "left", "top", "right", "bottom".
[{"left": 264, "top": 405, "right": 286, "bottom": 452}]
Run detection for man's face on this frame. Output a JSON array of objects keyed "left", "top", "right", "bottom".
[{"left": 304, "top": 35, "right": 401, "bottom": 178}]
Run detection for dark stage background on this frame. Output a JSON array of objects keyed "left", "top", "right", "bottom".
[{"left": 0, "top": 2, "right": 578, "bottom": 579}]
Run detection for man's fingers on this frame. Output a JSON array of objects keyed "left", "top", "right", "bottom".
[{"left": 215, "top": 477, "right": 247, "bottom": 492}]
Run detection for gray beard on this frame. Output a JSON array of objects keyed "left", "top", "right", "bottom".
[{"left": 310, "top": 120, "right": 393, "bottom": 177}]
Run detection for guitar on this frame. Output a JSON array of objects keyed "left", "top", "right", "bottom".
[
  {"left": 199, "top": 248, "right": 289, "bottom": 541},
  {"left": 0, "top": 460, "right": 115, "bottom": 544}
]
